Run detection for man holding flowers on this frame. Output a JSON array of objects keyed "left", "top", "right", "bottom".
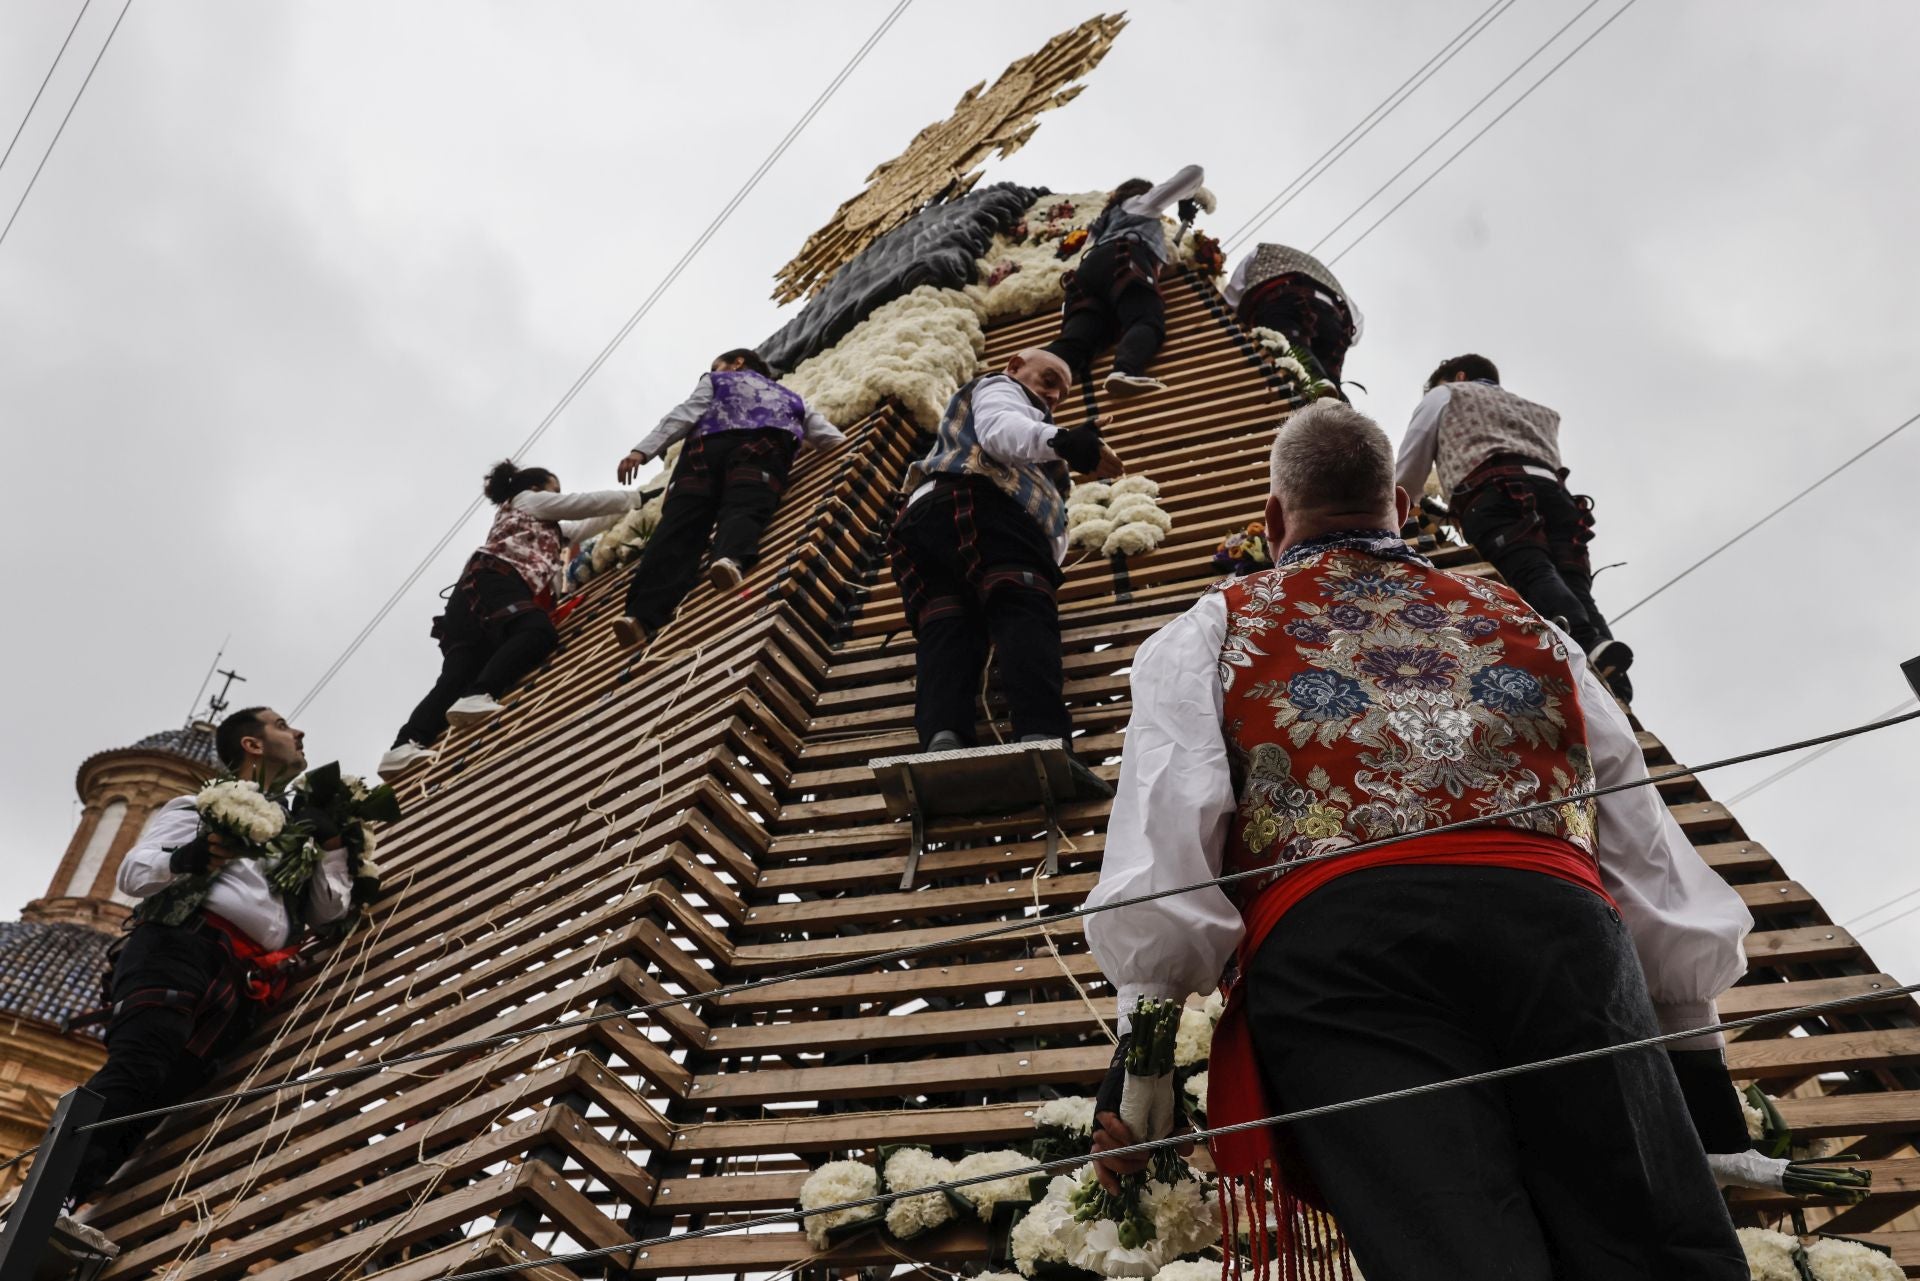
[
  {"left": 1085, "top": 402, "right": 1751, "bottom": 1279},
  {"left": 66, "top": 706, "right": 357, "bottom": 1205}
]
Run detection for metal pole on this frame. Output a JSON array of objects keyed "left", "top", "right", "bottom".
[{"left": 0, "top": 1086, "right": 103, "bottom": 1281}]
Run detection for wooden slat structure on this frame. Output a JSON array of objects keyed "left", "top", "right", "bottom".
[{"left": 74, "top": 273, "right": 1920, "bottom": 1278}]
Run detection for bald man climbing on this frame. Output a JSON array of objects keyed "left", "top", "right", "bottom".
[{"left": 890, "top": 348, "right": 1125, "bottom": 751}]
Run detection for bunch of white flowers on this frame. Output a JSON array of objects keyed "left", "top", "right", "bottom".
[
  {"left": 1247, "top": 327, "right": 1337, "bottom": 400},
  {"left": 797, "top": 1159, "right": 881, "bottom": 1249},
  {"left": 1174, "top": 998, "right": 1221, "bottom": 1069},
  {"left": 1142, "top": 1175, "right": 1221, "bottom": 1257},
  {"left": 1151, "top": 1261, "right": 1225, "bottom": 1281},
  {"left": 1183, "top": 1071, "right": 1208, "bottom": 1123},
  {"left": 881, "top": 1147, "right": 955, "bottom": 1241},
  {"left": 951, "top": 1149, "right": 1034, "bottom": 1218},
  {"left": 1741, "top": 1088, "right": 1766, "bottom": 1141},
  {"left": 1737, "top": 1228, "right": 1806, "bottom": 1281},
  {"left": 1033, "top": 1095, "right": 1097, "bottom": 1137},
  {"left": 194, "top": 779, "right": 285, "bottom": 846},
  {"left": 1805, "top": 1237, "right": 1904, "bottom": 1280},
  {"left": 1010, "top": 1173, "right": 1090, "bottom": 1276},
  {"left": 785, "top": 285, "right": 986, "bottom": 432},
  {"left": 1067, "top": 476, "right": 1174, "bottom": 558}
]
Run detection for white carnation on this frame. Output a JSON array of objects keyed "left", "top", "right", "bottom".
[
  {"left": 882, "top": 1147, "right": 955, "bottom": 1240},
  {"left": 195, "top": 780, "right": 285, "bottom": 845},
  {"left": 1175, "top": 1003, "right": 1216, "bottom": 1068},
  {"left": 1068, "top": 481, "right": 1114, "bottom": 506},
  {"left": 1184, "top": 1072, "right": 1208, "bottom": 1109},
  {"left": 1107, "top": 475, "right": 1160, "bottom": 499},
  {"left": 1073, "top": 1214, "right": 1179, "bottom": 1279},
  {"left": 1033, "top": 1095, "right": 1097, "bottom": 1136},
  {"left": 785, "top": 285, "right": 985, "bottom": 431},
  {"left": 1737, "top": 1227, "right": 1805, "bottom": 1281},
  {"left": 1066, "top": 502, "right": 1108, "bottom": 531},
  {"left": 1106, "top": 499, "right": 1173, "bottom": 533},
  {"left": 1153, "top": 1261, "right": 1224, "bottom": 1281},
  {"left": 1102, "top": 521, "right": 1166, "bottom": 558},
  {"left": 951, "top": 1149, "right": 1033, "bottom": 1218},
  {"left": 1740, "top": 1089, "right": 1766, "bottom": 1141},
  {"left": 1806, "top": 1238, "right": 1904, "bottom": 1281},
  {"left": 1010, "top": 1175, "right": 1087, "bottom": 1275},
  {"left": 979, "top": 1274, "right": 1027, "bottom": 1281},
  {"left": 798, "top": 1159, "right": 880, "bottom": 1249},
  {"left": 1071, "top": 518, "right": 1116, "bottom": 550},
  {"left": 1143, "top": 1175, "right": 1221, "bottom": 1257}
]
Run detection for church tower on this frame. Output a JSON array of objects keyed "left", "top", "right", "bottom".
[{"left": 0, "top": 720, "right": 218, "bottom": 1188}]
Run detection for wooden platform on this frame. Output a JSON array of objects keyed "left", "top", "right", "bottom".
[{"left": 70, "top": 274, "right": 1920, "bottom": 1278}]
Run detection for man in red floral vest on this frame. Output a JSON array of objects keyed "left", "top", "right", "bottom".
[{"left": 1085, "top": 401, "right": 1751, "bottom": 1279}]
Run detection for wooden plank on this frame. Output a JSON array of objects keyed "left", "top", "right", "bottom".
[
  {"left": 689, "top": 1045, "right": 1111, "bottom": 1105},
  {"left": 1728, "top": 1028, "right": 1920, "bottom": 1078},
  {"left": 1773, "top": 1090, "right": 1920, "bottom": 1138},
  {"left": 670, "top": 1101, "right": 1043, "bottom": 1157}
]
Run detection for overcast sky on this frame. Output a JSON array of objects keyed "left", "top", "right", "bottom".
[{"left": 5, "top": 1, "right": 1918, "bottom": 980}]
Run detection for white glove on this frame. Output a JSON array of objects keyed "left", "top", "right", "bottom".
[
  {"left": 1707, "top": 1150, "right": 1789, "bottom": 1190},
  {"left": 1193, "top": 186, "right": 1218, "bottom": 215}
]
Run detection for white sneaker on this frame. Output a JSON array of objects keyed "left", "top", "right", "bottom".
[
  {"left": 612, "top": 616, "right": 653, "bottom": 649},
  {"left": 445, "top": 694, "right": 504, "bottom": 727},
  {"left": 707, "top": 558, "right": 745, "bottom": 591},
  {"left": 378, "top": 742, "right": 436, "bottom": 777},
  {"left": 1104, "top": 371, "right": 1168, "bottom": 395}
]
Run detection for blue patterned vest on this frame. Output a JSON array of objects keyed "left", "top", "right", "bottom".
[
  {"left": 906, "top": 375, "right": 1069, "bottom": 549},
  {"left": 696, "top": 370, "right": 808, "bottom": 441}
]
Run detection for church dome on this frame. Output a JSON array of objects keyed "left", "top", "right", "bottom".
[
  {"left": 126, "top": 723, "right": 219, "bottom": 769},
  {"left": 0, "top": 920, "right": 112, "bottom": 1038}
]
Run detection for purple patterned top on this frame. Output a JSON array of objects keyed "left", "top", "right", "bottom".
[{"left": 696, "top": 370, "right": 809, "bottom": 441}]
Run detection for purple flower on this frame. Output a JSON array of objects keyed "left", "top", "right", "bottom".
[
  {"left": 1284, "top": 616, "right": 1332, "bottom": 644},
  {"left": 1397, "top": 602, "right": 1451, "bottom": 631},
  {"left": 1285, "top": 671, "right": 1371, "bottom": 722},
  {"left": 1356, "top": 646, "right": 1460, "bottom": 692},
  {"left": 1326, "top": 603, "right": 1373, "bottom": 632},
  {"left": 1458, "top": 615, "right": 1502, "bottom": 638}
]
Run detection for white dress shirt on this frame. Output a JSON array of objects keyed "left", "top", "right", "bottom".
[
  {"left": 1393, "top": 383, "right": 1455, "bottom": 501},
  {"left": 1085, "top": 590, "right": 1752, "bottom": 1046},
  {"left": 632, "top": 373, "right": 845, "bottom": 461},
  {"left": 906, "top": 374, "right": 1075, "bottom": 563},
  {"left": 509, "top": 488, "right": 640, "bottom": 545},
  {"left": 118, "top": 795, "right": 355, "bottom": 951}
]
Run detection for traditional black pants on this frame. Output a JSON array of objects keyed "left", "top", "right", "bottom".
[
  {"left": 1455, "top": 467, "right": 1615, "bottom": 656},
  {"left": 1045, "top": 239, "right": 1166, "bottom": 382},
  {"left": 1248, "top": 866, "right": 1746, "bottom": 1281},
  {"left": 69, "top": 922, "right": 257, "bottom": 1205},
  {"left": 890, "top": 479, "right": 1070, "bottom": 748},
  {"left": 393, "top": 565, "right": 556, "bottom": 747},
  {"left": 1239, "top": 277, "right": 1353, "bottom": 386},
  {"left": 623, "top": 428, "right": 797, "bottom": 631}
]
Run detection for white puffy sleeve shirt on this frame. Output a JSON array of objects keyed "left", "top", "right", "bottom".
[
  {"left": 1085, "top": 592, "right": 1752, "bottom": 1042},
  {"left": 118, "top": 795, "right": 355, "bottom": 950},
  {"left": 510, "top": 488, "right": 642, "bottom": 544}
]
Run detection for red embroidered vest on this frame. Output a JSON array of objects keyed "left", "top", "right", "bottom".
[
  {"left": 1215, "top": 546, "right": 1598, "bottom": 911},
  {"left": 473, "top": 501, "right": 562, "bottom": 595}
]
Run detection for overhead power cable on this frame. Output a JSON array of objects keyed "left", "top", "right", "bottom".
[
  {"left": 0, "top": 0, "right": 94, "bottom": 176},
  {"left": 1219, "top": 0, "right": 1518, "bottom": 254},
  {"left": 0, "top": 0, "right": 135, "bottom": 252},
  {"left": 1323, "top": 0, "right": 1639, "bottom": 265},
  {"left": 74, "top": 701, "right": 1920, "bottom": 1136},
  {"left": 288, "top": 0, "right": 916, "bottom": 719},
  {"left": 1728, "top": 696, "right": 1919, "bottom": 806},
  {"left": 1612, "top": 408, "right": 1920, "bottom": 623},
  {"left": 292, "top": 978, "right": 1920, "bottom": 1281}
]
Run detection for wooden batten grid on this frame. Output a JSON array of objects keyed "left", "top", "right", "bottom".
[{"left": 76, "top": 273, "right": 1920, "bottom": 1277}]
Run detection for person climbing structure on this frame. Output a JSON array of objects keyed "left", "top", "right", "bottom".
[
  {"left": 1084, "top": 400, "right": 1752, "bottom": 1281},
  {"left": 1222, "top": 241, "right": 1362, "bottom": 391},
  {"left": 890, "top": 347, "right": 1122, "bottom": 753},
  {"left": 382, "top": 461, "right": 642, "bottom": 776},
  {"left": 1045, "top": 165, "right": 1211, "bottom": 397},
  {"left": 66, "top": 708, "right": 355, "bottom": 1206},
  {"left": 1395, "top": 352, "right": 1636, "bottom": 699},
  {"left": 612, "top": 349, "right": 845, "bottom": 649}
]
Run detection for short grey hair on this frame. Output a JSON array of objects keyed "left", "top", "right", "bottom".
[{"left": 1268, "top": 400, "right": 1396, "bottom": 513}]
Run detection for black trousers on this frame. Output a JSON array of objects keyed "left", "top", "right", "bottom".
[
  {"left": 1248, "top": 866, "right": 1746, "bottom": 1281},
  {"left": 69, "top": 922, "right": 256, "bottom": 1205},
  {"left": 1241, "top": 280, "right": 1353, "bottom": 385},
  {"left": 1045, "top": 240, "right": 1166, "bottom": 381},
  {"left": 393, "top": 565, "right": 556, "bottom": 747},
  {"left": 623, "top": 429, "right": 797, "bottom": 630},
  {"left": 890, "top": 481, "right": 1070, "bottom": 748},
  {"left": 1456, "top": 470, "right": 1614, "bottom": 656}
]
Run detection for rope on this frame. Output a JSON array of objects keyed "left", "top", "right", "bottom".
[
  {"left": 369, "top": 978, "right": 1920, "bottom": 1281},
  {"left": 69, "top": 702, "right": 1920, "bottom": 1137}
]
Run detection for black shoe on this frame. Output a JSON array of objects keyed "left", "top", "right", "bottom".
[
  {"left": 925, "top": 730, "right": 964, "bottom": 753},
  {"left": 1588, "top": 638, "right": 1635, "bottom": 675}
]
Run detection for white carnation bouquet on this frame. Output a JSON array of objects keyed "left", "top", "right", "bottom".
[
  {"left": 880, "top": 1147, "right": 955, "bottom": 1241},
  {"left": 1738, "top": 1227, "right": 1903, "bottom": 1281},
  {"left": 1247, "top": 327, "right": 1339, "bottom": 401},
  {"left": 1720, "top": 1085, "right": 1871, "bottom": 1201},
  {"left": 797, "top": 1159, "right": 882, "bottom": 1249},
  {"left": 1067, "top": 475, "right": 1174, "bottom": 559},
  {"left": 194, "top": 778, "right": 287, "bottom": 847}
]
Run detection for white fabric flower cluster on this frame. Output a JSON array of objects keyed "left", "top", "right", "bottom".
[
  {"left": 951, "top": 1148, "right": 1034, "bottom": 1217},
  {"left": 1737, "top": 1228, "right": 1804, "bottom": 1281},
  {"left": 1033, "top": 1094, "right": 1097, "bottom": 1137},
  {"left": 1068, "top": 475, "right": 1173, "bottom": 558},
  {"left": 797, "top": 1159, "right": 881, "bottom": 1249},
  {"left": 1804, "top": 1237, "right": 1905, "bottom": 1280},
  {"left": 785, "top": 284, "right": 987, "bottom": 432},
  {"left": 881, "top": 1147, "right": 955, "bottom": 1240},
  {"left": 194, "top": 779, "right": 286, "bottom": 846},
  {"left": 967, "top": 191, "right": 1109, "bottom": 324},
  {"left": 1152, "top": 1259, "right": 1225, "bottom": 1281}
]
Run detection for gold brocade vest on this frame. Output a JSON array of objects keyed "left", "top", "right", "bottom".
[{"left": 1215, "top": 540, "right": 1598, "bottom": 910}]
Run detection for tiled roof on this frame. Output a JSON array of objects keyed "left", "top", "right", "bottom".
[
  {"left": 128, "top": 724, "right": 219, "bottom": 768},
  {"left": 0, "top": 920, "right": 113, "bottom": 1038}
]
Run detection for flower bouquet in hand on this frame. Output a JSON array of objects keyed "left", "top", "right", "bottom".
[
  {"left": 1714, "top": 1086, "right": 1874, "bottom": 1203},
  {"left": 271, "top": 762, "right": 402, "bottom": 907},
  {"left": 1076, "top": 997, "right": 1181, "bottom": 1246}
]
